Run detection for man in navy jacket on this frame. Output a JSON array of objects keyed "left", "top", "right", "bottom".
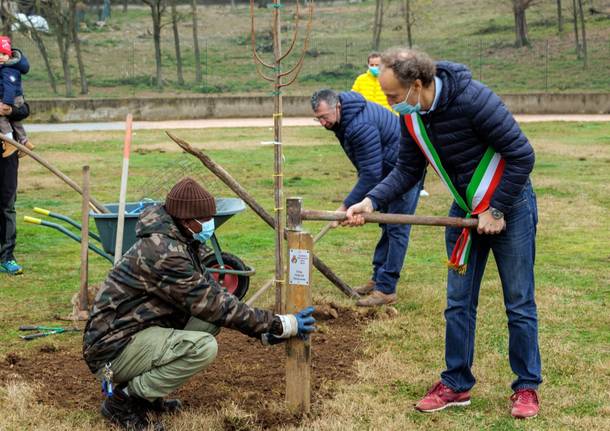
[
  {"left": 345, "top": 48, "right": 541, "bottom": 419},
  {"left": 311, "top": 89, "right": 423, "bottom": 307}
]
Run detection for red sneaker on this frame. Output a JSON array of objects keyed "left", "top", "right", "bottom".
[
  {"left": 415, "top": 381, "right": 471, "bottom": 412},
  {"left": 510, "top": 389, "right": 539, "bottom": 419}
]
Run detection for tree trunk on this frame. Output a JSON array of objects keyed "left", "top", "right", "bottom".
[
  {"left": 0, "top": 0, "right": 12, "bottom": 37},
  {"left": 149, "top": 3, "right": 163, "bottom": 88},
  {"left": 30, "top": 26, "right": 58, "bottom": 93},
  {"left": 572, "top": 0, "right": 581, "bottom": 58},
  {"left": 556, "top": 0, "right": 563, "bottom": 32},
  {"left": 191, "top": 0, "right": 202, "bottom": 83},
  {"left": 70, "top": 0, "right": 88, "bottom": 94},
  {"left": 123, "top": 0, "right": 128, "bottom": 12},
  {"left": 55, "top": 15, "right": 73, "bottom": 97},
  {"left": 405, "top": 0, "right": 413, "bottom": 48},
  {"left": 372, "top": 0, "right": 381, "bottom": 50},
  {"left": 513, "top": 1, "right": 530, "bottom": 47},
  {"left": 171, "top": 0, "right": 184, "bottom": 85},
  {"left": 577, "top": 0, "right": 587, "bottom": 67}
]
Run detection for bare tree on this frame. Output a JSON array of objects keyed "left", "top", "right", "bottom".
[
  {"left": 70, "top": 0, "right": 88, "bottom": 94},
  {"left": 572, "top": 0, "right": 581, "bottom": 57},
  {"left": 0, "top": 0, "right": 12, "bottom": 36},
  {"left": 22, "top": 17, "right": 58, "bottom": 94},
  {"left": 142, "top": 0, "right": 167, "bottom": 88},
  {"left": 577, "top": 0, "right": 587, "bottom": 67},
  {"left": 372, "top": 0, "right": 385, "bottom": 50},
  {"left": 511, "top": 0, "right": 535, "bottom": 47},
  {"left": 170, "top": 0, "right": 184, "bottom": 85},
  {"left": 191, "top": 0, "right": 202, "bottom": 83},
  {"left": 403, "top": 0, "right": 414, "bottom": 48},
  {"left": 556, "top": 0, "right": 563, "bottom": 32},
  {"left": 43, "top": 0, "right": 74, "bottom": 96}
]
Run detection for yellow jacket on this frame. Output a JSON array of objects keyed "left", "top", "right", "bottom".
[{"left": 351, "top": 70, "right": 395, "bottom": 113}]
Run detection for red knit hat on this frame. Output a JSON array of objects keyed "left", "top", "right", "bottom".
[
  {"left": 0, "top": 36, "right": 11, "bottom": 56},
  {"left": 165, "top": 177, "right": 216, "bottom": 220}
]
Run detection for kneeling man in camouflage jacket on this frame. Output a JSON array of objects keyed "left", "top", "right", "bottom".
[{"left": 83, "top": 177, "right": 315, "bottom": 431}]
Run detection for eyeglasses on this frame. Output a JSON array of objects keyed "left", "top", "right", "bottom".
[{"left": 313, "top": 107, "right": 337, "bottom": 122}]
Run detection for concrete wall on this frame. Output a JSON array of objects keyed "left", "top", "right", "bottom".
[{"left": 28, "top": 93, "right": 610, "bottom": 123}]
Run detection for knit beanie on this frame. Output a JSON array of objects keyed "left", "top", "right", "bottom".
[
  {"left": 165, "top": 177, "right": 216, "bottom": 220},
  {"left": 0, "top": 36, "right": 11, "bottom": 56}
]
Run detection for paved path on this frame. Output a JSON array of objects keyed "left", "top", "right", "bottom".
[{"left": 27, "top": 115, "right": 609, "bottom": 133}]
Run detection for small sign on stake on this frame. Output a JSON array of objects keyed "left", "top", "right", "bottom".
[{"left": 289, "top": 248, "right": 310, "bottom": 285}]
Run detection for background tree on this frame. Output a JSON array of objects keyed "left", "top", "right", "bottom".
[
  {"left": 371, "top": 0, "right": 386, "bottom": 50},
  {"left": 191, "top": 0, "right": 202, "bottom": 83},
  {"left": 43, "top": 0, "right": 74, "bottom": 96},
  {"left": 402, "top": 0, "right": 414, "bottom": 48},
  {"left": 142, "top": 0, "right": 167, "bottom": 88},
  {"left": 576, "top": 0, "right": 587, "bottom": 67},
  {"left": 70, "top": 0, "right": 88, "bottom": 94},
  {"left": 170, "top": 0, "right": 184, "bottom": 85},
  {"left": 511, "top": 0, "right": 535, "bottom": 47},
  {"left": 556, "top": 0, "right": 563, "bottom": 32}
]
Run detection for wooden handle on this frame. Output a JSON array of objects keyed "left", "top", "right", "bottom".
[{"left": 300, "top": 210, "right": 478, "bottom": 229}]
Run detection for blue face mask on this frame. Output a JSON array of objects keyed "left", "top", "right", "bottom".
[
  {"left": 392, "top": 86, "right": 421, "bottom": 115},
  {"left": 369, "top": 66, "right": 379, "bottom": 77},
  {"left": 190, "top": 218, "right": 215, "bottom": 243}
]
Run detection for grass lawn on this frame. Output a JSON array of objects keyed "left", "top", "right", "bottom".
[{"left": 0, "top": 121, "right": 609, "bottom": 429}]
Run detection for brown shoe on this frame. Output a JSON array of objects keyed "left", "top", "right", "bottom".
[
  {"left": 17, "top": 140, "right": 34, "bottom": 158},
  {"left": 1, "top": 142, "right": 17, "bottom": 158},
  {"left": 356, "top": 290, "right": 397, "bottom": 307},
  {"left": 354, "top": 280, "right": 376, "bottom": 296}
]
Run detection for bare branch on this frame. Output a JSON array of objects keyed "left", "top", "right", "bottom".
[
  {"left": 278, "top": 0, "right": 301, "bottom": 62},
  {"left": 250, "top": 0, "right": 275, "bottom": 69}
]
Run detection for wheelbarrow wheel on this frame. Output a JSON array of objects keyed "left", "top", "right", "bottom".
[{"left": 201, "top": 252, "right": 250, "bottom": 300}]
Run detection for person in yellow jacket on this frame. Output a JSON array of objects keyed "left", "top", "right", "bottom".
[
  {"left": 352, "top": 52, "right": 431, "bottom": 197},
  {"left": 351, "top": 52, "right": 394, "bottom": 112}
]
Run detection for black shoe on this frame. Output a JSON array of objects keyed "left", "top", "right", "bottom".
[
  {"left": 145, "top": 397, "right": 183, "bottom": 414},
  {"left": 100, "top": 389, "right": 164, "bottom": 431}
]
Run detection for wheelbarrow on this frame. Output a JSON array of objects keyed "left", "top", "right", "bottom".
[{"left": 24, "top": 198, "right": 254, "bottom": 299}]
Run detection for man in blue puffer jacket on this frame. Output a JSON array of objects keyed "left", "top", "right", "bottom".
[
  {"left": 311, "top": 89, "right": 423, "bottom": 307},
  {"left": 345, "top": 48, "right": 541, "bottom": 419}
]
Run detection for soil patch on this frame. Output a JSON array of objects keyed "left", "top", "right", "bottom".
[{"left": 0, "top": 305, "right": 372, "bottom": 429}]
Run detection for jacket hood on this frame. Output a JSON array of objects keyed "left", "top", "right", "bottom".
[
  {"left": 435, "top": 61, "right": 472, "bottom": 112},
  {"left": 338, "top": 91, "right": 367, "bottom": 131},
  {"left": 135, "top": 204, "right": 190, "bottom": 242},
  {"left": 5, "top": 49, "right": 29, "bottom": 74}
]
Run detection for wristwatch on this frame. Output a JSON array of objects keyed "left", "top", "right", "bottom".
[{"left": 489, "top": 207, "right": 504, "bottom": 220}]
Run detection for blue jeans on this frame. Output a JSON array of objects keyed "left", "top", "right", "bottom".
[
  {"left": 372, "top": 179, "right": 423, "bottom": 294},
  {"left": 440, "top": 182, "right": 542, "bottom": 392}
]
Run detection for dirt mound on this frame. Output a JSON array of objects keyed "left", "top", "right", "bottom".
[{"left": 0, "top": 305, "right": 373, "bottom": 429}]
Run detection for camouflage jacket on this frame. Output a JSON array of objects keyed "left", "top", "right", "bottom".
[{"left": 83, "top": 204, "right": 275, "bottom": 373}]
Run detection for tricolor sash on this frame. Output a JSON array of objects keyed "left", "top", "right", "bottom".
[{"left": 404, "top": 113, "right": 505, "bottom": 273}]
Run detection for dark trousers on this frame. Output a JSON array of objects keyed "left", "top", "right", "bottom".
[
  {"left": 0, "top": 153, "right": 18, "bottom": 261},
  {"left": 372, "top": 179, "right": 423, "bottom": 294},
  {"left": 440, "top": 182, "right": 542, "bottom": 392}
]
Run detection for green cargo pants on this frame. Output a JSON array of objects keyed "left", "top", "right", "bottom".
[{"left": 105, "top": 318, "right": 220, "bottom": 401}]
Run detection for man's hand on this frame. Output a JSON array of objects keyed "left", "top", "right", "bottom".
[
  {"left": 343, "top": 198, "right": 374, "bottom": 226},
  {"left": 273, "top": 306, "right": 317, "bottom": 341},
  {"left": 331, "top": 204, "right": 347, "bottom": 228},
  {"left": 0, "top": 103, "right": 12, "bottom": 115},
  {"left": 477, "top": 209, "right": 506, "bottom": 235}
]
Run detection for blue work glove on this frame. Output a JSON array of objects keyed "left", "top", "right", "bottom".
[
  {"left": 295, "top": 306, "right": 316, "bottom": 340},
  {"left": 274, "top": 306, "right": 317, "bottom": 341}
]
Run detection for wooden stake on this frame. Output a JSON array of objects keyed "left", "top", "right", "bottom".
[
  {"left": 0, "top": 135, "right": 108, "bottom": 214},
  {"left": 79, "top": 166, "right": 91, "bottom": 317},
  {"left": 166, "top": 133, "right": 359, "bottom": 299},
  {"left": 285, "top": 197, "right": 311, "bottom": 412},
  {"left": 114, "top": 114, "right": 133, "bottom": 263}
]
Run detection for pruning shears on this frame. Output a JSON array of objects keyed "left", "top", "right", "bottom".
[{"left": 19, "top": 325, "right": 80, "bottom": 340}]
